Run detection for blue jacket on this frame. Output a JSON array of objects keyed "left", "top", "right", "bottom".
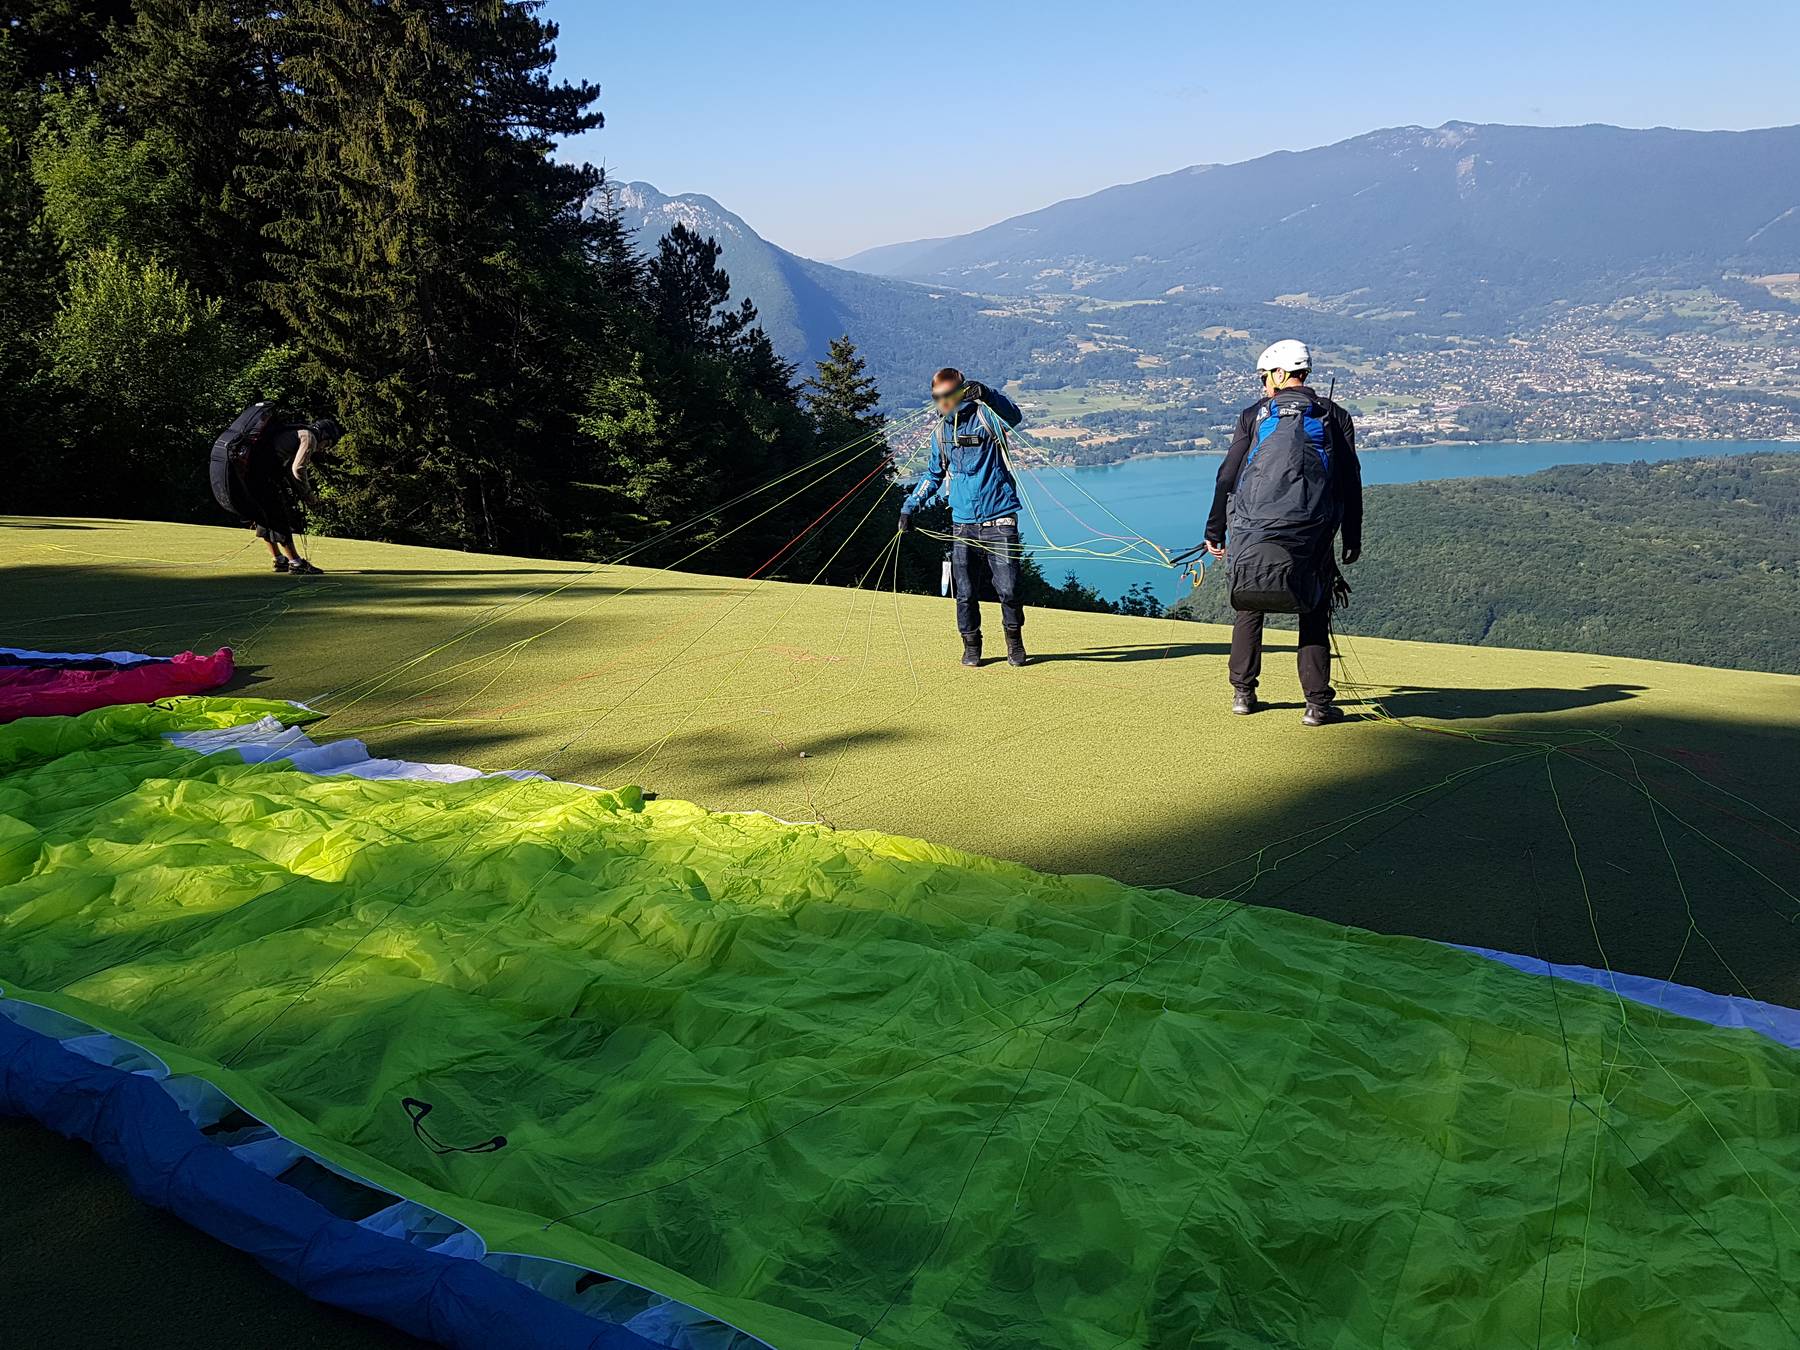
[{"left": 901, "top": 384, "right": 1024, "bottom": 524}]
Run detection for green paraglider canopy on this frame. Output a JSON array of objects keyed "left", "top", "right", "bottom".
[{"left": 3, "top": 698, "right": 1798, "bottom": 1348}]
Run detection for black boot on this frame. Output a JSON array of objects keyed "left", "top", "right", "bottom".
[
  {"left": 1004, "top": 628, "right": 1028, "bottom": 667},
  {"left": 961, "top": 634, "right": 982, "bottom": 667}
]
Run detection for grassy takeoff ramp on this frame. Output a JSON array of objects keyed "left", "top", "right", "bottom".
[{"left": 5, "top": 516, "right": 1800, "bottom": 1347}]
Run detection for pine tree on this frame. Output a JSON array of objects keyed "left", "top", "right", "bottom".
[
  {"left": 585, "top": 179, "right": 645, "bottom": 302},
  {"left": 774, "top": 334, "right": 897, "bottom": 585},
  {"left": 648, "top": 223, "right": 735, "bottom": 354},
  {"left": 101, "top": 1, "right": 277, "bottom": 303},
  {"left": 0, "top": 32, "right": 68, "bottom": 510},
  {"left": 246, "top": 0, "right": 606, "bottom": 551},
  {"left": 0, "top": 0, "right": 133, "bottom": 86},
  {"left": 804, "top": 334, "right": 884, "bottom": 445}
]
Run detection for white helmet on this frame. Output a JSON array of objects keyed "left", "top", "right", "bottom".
[{"left": 1256, "top": 339, "right": 1312, "bottom": 374}]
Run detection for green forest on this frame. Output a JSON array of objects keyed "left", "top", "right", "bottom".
[
  {"left": 1173, "top": 454, "right": 1800, "bottom": 673},
  {"left": 0, "top": 4, "right": 882, "bottom": 589},
  {"left": 8, "top": 6, "right": 1795, "bottom": 653},
  {"left": 1, "top": 1, "right": 1168, "bottom": 617}
]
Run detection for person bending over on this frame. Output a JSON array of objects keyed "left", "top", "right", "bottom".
[
  {"left": 900, "top": 369, "right": 1029, "bottom": 667},
  {"left": 251, "top": 417, "right": 340, "bottom": 574}
]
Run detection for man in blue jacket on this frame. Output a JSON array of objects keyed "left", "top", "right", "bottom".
[{"left": 900, "top": 367, "right": 1029, "bottom": 666}]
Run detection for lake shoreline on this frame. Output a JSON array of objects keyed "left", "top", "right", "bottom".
[
  {"left": 1016, "top": 437, "right": 1800, "bottom": 605},
  {"left": 1027, "top": 434, "right": 1800, "bottom": 471}
]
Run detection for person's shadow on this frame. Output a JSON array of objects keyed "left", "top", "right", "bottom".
[
  {"left": 1351, "top": 682, "right": 1648, "bottom": 720},
  {"left": 1028, "top": 641, "right": 1231, "bottom": 665}
]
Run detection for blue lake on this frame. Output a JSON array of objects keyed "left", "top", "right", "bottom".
[{"left": 1017, "top": 438, "right": 1800, "bottom": 605}]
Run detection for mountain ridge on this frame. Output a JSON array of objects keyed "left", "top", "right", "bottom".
[
  {"left": 594, "top": 180, "right": 1042, "bottom": 401},
  {"left": 832, "top": 120, "right": 1800, "bottom": 320}
]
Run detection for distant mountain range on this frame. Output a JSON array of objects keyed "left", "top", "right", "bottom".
[
  {"left": 595, "top": 125, "right": 1800, "bottom": 435},
  {"left": 597, "top": 182, "right": 1039, "bottom": 401},
  {"left": 837, "top": 122, "right": 1800, "bottom": 323}
]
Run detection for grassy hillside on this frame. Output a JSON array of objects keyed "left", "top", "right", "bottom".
[
  {"left": 6, "top": 513, "right": 1797, "bottom": 1002},
  {"left": 1175, "top": 453, "right": 1800, "bottom": 673},
  {"left": 6, "top": 513, "right": 1800, "bottom": 1346}
]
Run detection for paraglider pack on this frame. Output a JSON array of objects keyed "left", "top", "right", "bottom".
[
  {"left": 209, "top": 400, "right": 281, "bottom": 520},
  {"left": 1225, "top": 389, "right": 1341, "bottom": 614}
]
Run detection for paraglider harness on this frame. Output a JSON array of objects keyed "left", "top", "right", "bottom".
[
  {"left": 1167, "top": 540, "right": 1351, "bottom": 610},
  {"left": 209, "top": 400, "right": 320, "bottom": 537}
]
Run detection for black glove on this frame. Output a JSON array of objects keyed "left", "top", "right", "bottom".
[
  {"left": 961, "top": 380, "right": 989, "bottom": 405},
  {"left": 898, "top": 511, "right": 914, "bottom": 535},
  {"left": 1342, "top": 544, "right": 1361, "bottom": 565}
]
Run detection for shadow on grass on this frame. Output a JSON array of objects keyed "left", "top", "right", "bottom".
[
  {"left": 1029, "top": 641, "right": 1231, "bottom": 665},
  {"left": 219, "top": 662, "right": 272, "bottom": 693},
  {"left": 8, "top": 554, "right": 1799, "bottom": 1007},
  {"left": 338, "top": 567, "right": 611, "bottom": 577},
  {"left": 0, "top": 1120, "right": 423, "bottom": 1350},
  {"left": 1350, "top": 682, "right": 1650, "bottom": 719},
  {"left": 1110, "top": 696, "right": 1800, "bottom": 1006}
]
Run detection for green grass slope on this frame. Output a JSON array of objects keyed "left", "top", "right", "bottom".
[
  {"left": 7, "top": 514, "right": 1797, "bottom": 1002},
  {"left": 4, "top": 513, "right": 1799, "bottom": 1346}
]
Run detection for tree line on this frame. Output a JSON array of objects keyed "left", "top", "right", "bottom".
[
  {"left": 1, "top": 1, "right": 907, "bottom": 586},
  {"left": 1, "top": 1, "right": 1189, "bottom": 619},
  {"left": 1172, "top": 454, "right": 1800, "bottom": 674}
]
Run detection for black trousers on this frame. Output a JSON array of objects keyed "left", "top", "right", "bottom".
[
  {"left": 950, "top": 520, "right": 1024, "bottom": 637},
  {"left": 1230, "top": 607, "right": 1334, "bottom": 704}
]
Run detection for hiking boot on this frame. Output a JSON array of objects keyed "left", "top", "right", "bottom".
[
  {"left": 290, "top": 558, "right": 324, "bottom": 576},
  {"left": 961, "top": 635, "right": 982, "bottom": 667},
  {"left": 272, "top": 556, "right": 290, "bottom": 573},
  {"left": 1231, "top": 688, "right": 1258, "bottom": 716},
  {"left": 1004, "top": 629, "right": 1028, "bottom": 667},
  {"left": 1302, "top": 702, "right": 1344, "bottom": 727}
]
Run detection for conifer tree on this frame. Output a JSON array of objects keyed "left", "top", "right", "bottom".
[
  {"left": 247, "top": 0, "right": 605, "bottom": 550},
  {"left": 778, "top": 334, "right": 898, "bottom": 585},
  {"left": 101, "top": 1, "right": 275, "bottom": 302},
  {"left": 648, "top": 223, "right": 735, "bottom": 354},
  {"left": 804, "top": 334, "right": 884, "bottom": 446},
  {"left": 0, "top": 33, "right": 66, "bottom": 506}
]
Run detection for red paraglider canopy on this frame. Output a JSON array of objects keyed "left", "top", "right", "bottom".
[{"left": 0, "top": 646, "right": 235, "bottom": 723}]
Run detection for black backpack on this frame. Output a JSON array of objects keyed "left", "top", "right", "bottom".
[
  {"left": 208, "top": 400, "right": 278, "bottom": 517},
  {"left": 1226, "top": 391, "right": 1340, "bottom": 613}
]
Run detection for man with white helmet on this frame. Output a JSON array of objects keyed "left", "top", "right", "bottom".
[{"left": 1203, "top": 339, "right": 1363, "bottom": 725}]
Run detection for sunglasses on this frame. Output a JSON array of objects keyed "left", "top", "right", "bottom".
[{"left": 931, "top": 387, "right": 961, "bottom": 402}]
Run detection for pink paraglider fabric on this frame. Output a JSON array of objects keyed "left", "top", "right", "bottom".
[{"left": 0, "top": 648, "right": 235, "bottom": 723}]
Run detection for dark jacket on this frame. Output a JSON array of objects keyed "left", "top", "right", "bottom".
[
  {"left": 902, "top": 383, "right": 1025, "bottom": 524},
  {"left": 1206, "top": 387, "right": 1362, "bottom": 552}
]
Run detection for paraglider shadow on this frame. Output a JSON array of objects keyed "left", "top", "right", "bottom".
[{"left": 1346, "top": 682, "right": 1649, "bottom": 721}]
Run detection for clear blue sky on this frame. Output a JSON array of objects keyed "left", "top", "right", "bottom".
[{"left": 544, "top": 0, "right": 1800, "bottom": 261}]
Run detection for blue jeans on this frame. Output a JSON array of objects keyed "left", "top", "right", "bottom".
[{"left": 951, "top": 520, "right": 1024, "bottom": 637}]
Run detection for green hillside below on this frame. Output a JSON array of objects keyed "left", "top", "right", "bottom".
[{"left": 1174, "top": 453, "right": 1800, "bottom": 672}]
